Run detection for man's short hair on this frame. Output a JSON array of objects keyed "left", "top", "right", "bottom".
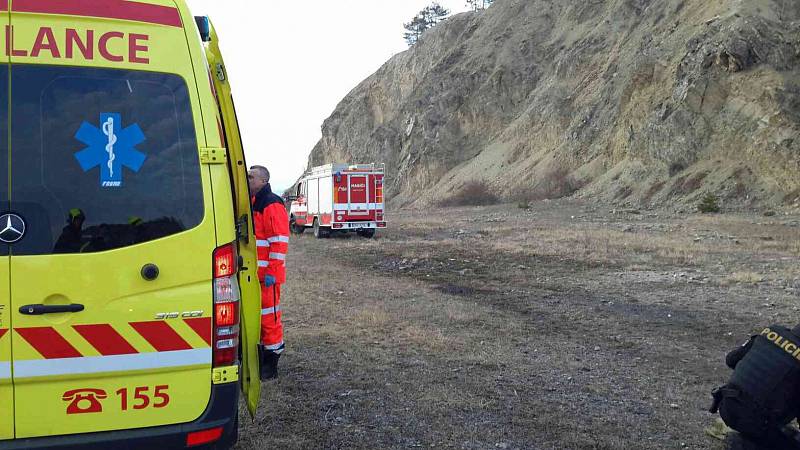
[{"left": 250, "top": 165, "right": 270, "bottom": 183}]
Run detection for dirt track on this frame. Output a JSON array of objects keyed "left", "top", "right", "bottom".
[{"left": 235, "top": 200, "right": 800, "bottom": 450}]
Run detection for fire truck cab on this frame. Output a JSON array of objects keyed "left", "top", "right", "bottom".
[{"left": 290, "top": 164, "right": 386, "bottom": 239}]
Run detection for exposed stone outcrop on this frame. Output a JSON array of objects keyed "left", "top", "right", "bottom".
[{"left": 308, "top": 0, "right": 800, "bottom": 207}]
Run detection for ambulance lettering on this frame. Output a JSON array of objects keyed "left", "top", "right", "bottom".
[
  {"left": 117, "top": 385, "right": 171, "bottom": 411},
  {"left": 62, "top": 385, "right": 171, "bottom": 414},
  {"left": 6, "top": 26, "right": 150, "bottom": 64}
]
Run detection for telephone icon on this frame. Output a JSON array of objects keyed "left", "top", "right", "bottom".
[{"left": 62, "top": 388, "right": 108, "bottom": 414}]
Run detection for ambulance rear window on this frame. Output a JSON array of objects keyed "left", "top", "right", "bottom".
[{"left": 9, "top": 65, "right": 203, "bottom": 255}]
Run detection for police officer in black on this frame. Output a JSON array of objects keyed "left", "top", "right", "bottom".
[{"left": 711, "top": 323, "right": 800, "bottom": 449}]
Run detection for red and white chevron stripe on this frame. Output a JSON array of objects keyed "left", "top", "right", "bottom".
[{"left": 4, "top": 319, "right": 213, "bottom": 378}]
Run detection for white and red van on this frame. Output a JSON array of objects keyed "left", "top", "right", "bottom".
[{"left": 290, "top": 164, "right": 386, "bottom": 238}]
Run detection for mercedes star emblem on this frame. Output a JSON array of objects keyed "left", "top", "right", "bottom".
[{"left": 0, "top": 214, "right": 25, "bottom": 243}]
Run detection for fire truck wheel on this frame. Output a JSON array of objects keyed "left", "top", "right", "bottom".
[
  {"left": 313, "top": 218, "right": 330, "bottom": 239},
  {"left": 357, "top": 229, "right": 376, "bottom": 239}
]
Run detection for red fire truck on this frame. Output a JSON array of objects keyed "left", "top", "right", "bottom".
[{"left": 290, "top": 164, "right": 386, "bottom": 238}]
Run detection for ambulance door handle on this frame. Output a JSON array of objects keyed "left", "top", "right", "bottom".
[{"left": 19, "top": 304, "right": 85, "bottom": 315}]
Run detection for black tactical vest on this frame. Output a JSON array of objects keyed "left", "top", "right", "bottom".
[{"left": 729, "top": 325, "right": 800, "bottom": 424}]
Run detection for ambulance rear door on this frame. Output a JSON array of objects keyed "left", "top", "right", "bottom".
[
  {"left": 203, "top": 19, "right": 262, "bottom": 415},
  {"left": 8, "top": 3, "right": 215, "bottom": 438}
]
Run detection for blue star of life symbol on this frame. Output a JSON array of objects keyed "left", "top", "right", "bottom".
[{"left": 74, "top": 113, "right": 147, "bottom": 188}]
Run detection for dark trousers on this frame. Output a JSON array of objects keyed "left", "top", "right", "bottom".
[
  {"left": 730, "top": 428, "right": 800, "bottom": 450},
  {"left": 718, "top": 397, "right": 800, "bottom": 449}
]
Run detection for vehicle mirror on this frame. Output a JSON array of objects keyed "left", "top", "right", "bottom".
[{"left": 194, "top": 16, "right": 211, "bottom": 42}]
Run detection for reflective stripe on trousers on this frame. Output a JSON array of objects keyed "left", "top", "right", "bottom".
[
  {"left": 261, "top": 305, "right": 282, "bottom": 316},
  {"left": 261, "top": 284, "right": 284, "bottom": 350},
  {"left": 264, "top": 342, "right": 285, "bottom": 354}
]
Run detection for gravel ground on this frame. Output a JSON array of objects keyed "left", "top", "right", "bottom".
[{"left": 235, "top": 200, "right": 800, "bottom": 450}]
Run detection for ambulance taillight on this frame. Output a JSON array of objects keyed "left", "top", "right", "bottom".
[
  {"left": 212, "top": 243, "right": 241, "bottom": 367},
  {"left": 186, "top": 426, "right": 224, "bottom": 447}
]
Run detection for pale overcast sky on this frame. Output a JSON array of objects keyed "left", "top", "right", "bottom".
[{"left": 186, "top": 1, "right": 471, "bottom": 191}]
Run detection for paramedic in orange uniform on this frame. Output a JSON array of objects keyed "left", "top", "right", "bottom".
[{"left": 248, "top": 165, "right": 289, "bottom": 380}]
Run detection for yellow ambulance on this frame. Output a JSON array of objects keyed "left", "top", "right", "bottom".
[{"left": 0, "top": 1, "right": 263, "bottom": 449}]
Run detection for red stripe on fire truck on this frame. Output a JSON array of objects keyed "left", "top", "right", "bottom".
[{"left": 0, "top": 328, "right": 7, "bottom": 340}]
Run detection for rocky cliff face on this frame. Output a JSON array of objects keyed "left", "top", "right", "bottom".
[{"left": 307, "top": 0, "right": 800, "bottom": 208}]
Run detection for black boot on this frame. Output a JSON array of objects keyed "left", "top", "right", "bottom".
[{"left": 259, "top": 345, "right": 280, "bottom": 381}]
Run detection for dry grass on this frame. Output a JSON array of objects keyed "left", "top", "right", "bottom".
[
  {"left": 443, "top": 303, "right": 482, "bottom": 324},
  {"left": 670, "top": 172, "right": 710, "bottom": 196},
  {"left": 642, "top": 180, "right": 667, "bottom": 203},
  {"left": 438, "top": 181, "right": 499, "bottom": 207},
  {"left": 725, "top": 272, "right": 765, "bottom": 284},
  {"left": 353, "top": 307, "right": 392, "bottom": 328},
  {"left": 396, "top": 325, "right": 454, "bottom": 351},
  {"left": 483, "top": 226, "right": 704, "bottom": 267},
  {"left": 238, "top": 199, "right": 798, "bottom": 450},
  {"left": 510, "top": 167, "right": 583, "bottom": 205},
  {"left": 475, "top": 213, "right": 800, "bottom": 280}
]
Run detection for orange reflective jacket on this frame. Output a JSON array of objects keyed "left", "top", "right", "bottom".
[{"left": 252, "top": 185, "right": 289, "bottom": 285}]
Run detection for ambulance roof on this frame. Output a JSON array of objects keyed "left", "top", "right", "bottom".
[{"left": 8, "top": 0, "right": 191, "bottom": 28}]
